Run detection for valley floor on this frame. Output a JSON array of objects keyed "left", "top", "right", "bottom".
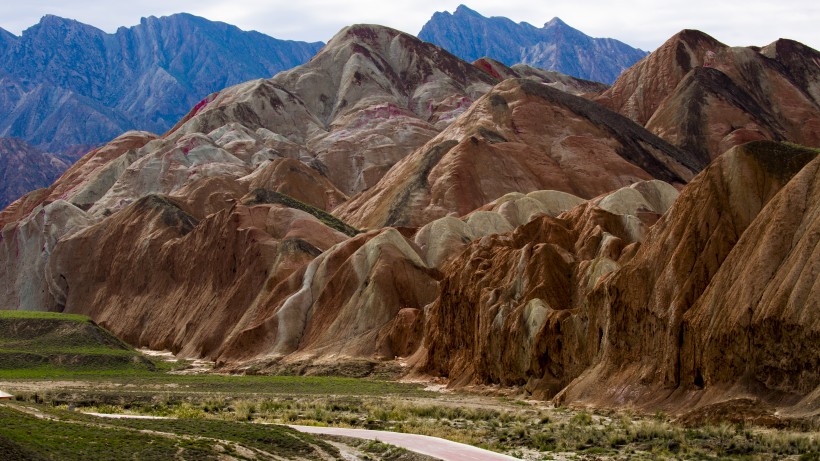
[{"left": 1, "top": 371, "right": 818, "bottom": 460}]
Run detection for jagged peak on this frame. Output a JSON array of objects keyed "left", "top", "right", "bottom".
[
  {"left": 544, "top": 17, "right": 568, "bottom": 28},
  {"left": 0, "top": 26, "right": 17, "bottom": 41},
  {"left": 35, "top": 14, "right": 96, "bottom": 30},
  {"left": 454, "top": 4, "right": 483, "bottom": 17}
]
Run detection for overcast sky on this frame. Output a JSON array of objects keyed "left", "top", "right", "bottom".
[{"left": 1, "top": 1, "right": 817, "bottom": 51}]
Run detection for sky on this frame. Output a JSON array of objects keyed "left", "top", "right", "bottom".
[{"left": 0, "top": 1, "right": 817, "bottom": 51}]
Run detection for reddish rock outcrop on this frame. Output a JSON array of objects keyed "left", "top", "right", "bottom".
[
  {"left": 596, "top": 30, "right": 820, "bottom": 167},
  {"left": 419, "top": 140, "right": 819, "bottom": 415},
  {"left": 49, "top": 193, "right": 349, "bottom": 358},
  {"left": 215, "top": 227, "right": 440, "bottom": 365},
  {"left": 337, "top": 78, "right": 697, "bottom": 229},
  {"left": 418, "top": 181, "right": 674, "bottom": 396}
]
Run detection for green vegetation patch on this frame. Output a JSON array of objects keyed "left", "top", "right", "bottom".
[
  {"left": 0, "top": 311, "right": 158, "bottom": 378},
  {"left": 0, "top": 403, "right": 338, "bottom": 460}
]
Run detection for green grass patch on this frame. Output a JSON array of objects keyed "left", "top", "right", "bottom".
[
  {"left": 0, "top": 311, "right": 161, "bottom": 379},
  {"left": 0, "top": 403, "right": 338, "bottom": 460}
]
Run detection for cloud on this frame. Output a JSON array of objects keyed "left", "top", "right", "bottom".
[{"left": 0, "top": 0, "right": 817, "bottom": 50}]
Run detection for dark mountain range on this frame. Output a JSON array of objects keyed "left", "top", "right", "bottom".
[
  {"left": 0, "top": 13, "right": 323, "bottom": 152},
  {"left": 418, "top": 5, "right": 647, "bottom": 84}
]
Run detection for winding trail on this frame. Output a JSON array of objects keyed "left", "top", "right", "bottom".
[{"left": 289, "top": 425, "right": 520, "bottom": 461}]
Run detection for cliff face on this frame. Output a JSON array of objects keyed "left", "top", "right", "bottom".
[
  {"left": 420, "top": 141, "right": 819, "bottom": 415},
  {"left": 418, "top": 5, "right": 647, "bottom": 84},
  {"left": 596, "top": 30, "right": 820, "bottom": 168},
  {"left": 0, "top": 14, "right": 323, "bottom": 152},
  {"left": 560, "top": 142, "right": 819, "bottom": 413}
]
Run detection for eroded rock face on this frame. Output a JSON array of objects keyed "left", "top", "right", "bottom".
[
  {"left": 169, "top": 24, "right": 495, "bottom": 198},
  {"left": 337, "top": 78, "right": 697, "bottom": 229},
  {"left": 419, "top": 180, "right": 678, "bottom": 397},
  {"left": 215, "top": 227, "right": 440, "bottom": 365},
  {"left": 50, "top": 194, "right": 349, "bottom": 358},
  {"left": 418, "top": 140, "right": 818, "bottom": 414},
  {"left": 596, "top": 30, "right": 820, "bottom": 167},
  {"left": 0, "top": 131, "right": 156, "bottom": 311},
  {"left": 559, "top": 141, "right": 819, "bottom": 413}
]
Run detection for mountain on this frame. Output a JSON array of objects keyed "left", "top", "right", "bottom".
[
  {"left": 420, "top": 141, "right": 819, "bottom": 418},
  {"left": 0, "top": 137, "right": 67, "bottom": 208},
  {"left": 1, "top": 22, "right": 817, "bottom": 423},
  {"left": 335, "top": 78, "right": 698, "bottom": 228},
  {"left": 0, "top": 14, "right": 323, "bottom": 152},
  {"left": 596, "top": 30, "right": 820, "bottom": 168},
  {"left": 418, "top": 5, "right": 647, "bottom": 84}
]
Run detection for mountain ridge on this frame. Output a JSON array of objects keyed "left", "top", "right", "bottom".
[
  {"left": 418, "top": 4, "right": 647, "bottom": 84},
  {"left": 0, "top": 13, "right": 324, "bottom": 152}
]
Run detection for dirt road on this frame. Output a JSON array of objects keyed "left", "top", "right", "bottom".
[{"left": 289, "top": 425, "right": 520, "bottom": 460}]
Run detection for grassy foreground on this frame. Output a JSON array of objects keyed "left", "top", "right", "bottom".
[
  {"left": 0, "top": 403, "right": 339, "bottom": 461},
  {"left": 1, "top": 311, "right": 817, "bottom": 460}
]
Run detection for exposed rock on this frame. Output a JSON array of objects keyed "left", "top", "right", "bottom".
[
  {"left": 418, "top": 180, "right": 678, "bottom": 395},
  {"left": 557, "top": 141, "right": 819, "bottom": 414},
  {"left": 419, "top": 5, "right": 647, "bottom": 84},
  {"left": 596, "top": 30, "right": 820, "bottom": 166},
  {"left": 337, "top": 78, "right": 697, "bottom": 229},
  {"left": 216, "top": 227, "right": 440, "bottom": 365},
  {"left": 0, "top": 137, "right": 67, "bottom": 208},
  {"left": 472, "top": 57, "right": 609, "bottom": 95},
  {"left": 417, "top": 140, "right": 818, "bottom": 415},
  {"left": 49, "top": 194, "right": 350, "bottom": 358}
]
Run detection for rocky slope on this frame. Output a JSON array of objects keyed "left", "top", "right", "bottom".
[
  {"left": 336, "top": 78, "right": 698, "bottom": 228},
  {"left": 472, "top": 57, "right": 609, "bottom": 95},
  {"left": 0, "top": 137, "right": 67, "bottom": 208},
  {"left": 419, "top": 5, "right": 647, "bottom": 84},
  {"left": 1, "top": 20, "right": 817, "bottom": 421},
  {"left": 596, "top": 30, "right": 820, "bottom": 168},
  {"left": 0, "top": 13, "right": 323, "bottom": 152},
  {"left": 419, "top": 141, "right": 819, "bottom": 417},
  {"left": 0, "top": 24, "right": 494, "bottom": 355}
]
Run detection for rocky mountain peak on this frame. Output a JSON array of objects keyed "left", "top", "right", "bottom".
[
  {"left": 454, "top": 4, "right": 482, "bottom": 16},
  {"left": 543, "top": 17, "right": 568, "bottom": 28},
  {"left": 418, "top": 5, "right": 647, "bottom": 83}
]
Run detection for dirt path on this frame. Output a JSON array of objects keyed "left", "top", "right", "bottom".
[{"left": 290, "top": 425, "right": 521, "bottom": 461}]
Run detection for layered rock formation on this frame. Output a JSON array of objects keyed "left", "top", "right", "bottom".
[
  {"left": 336, "top": 78, "right": 698, "bottom": 228},
  {"left": 0, "top": 24, "right": 494, "bottom": 363},
  {"left": 0, "top": 14, "right": 323, "bottom": 152},
  {"left": 419, "top": 5, "right": 647, "bottom": 84},
  {"left": 596, "top": 30, "right": 820, "bottom": 168},
  {"left": 420, "top": 141, "right": 819, "bottom": 416},
  {"left": 0, "top": 137, "right": 67, "bottom": 208},
  {"left": 1, "top": 18, "right": 817, "bottom": 421}
]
